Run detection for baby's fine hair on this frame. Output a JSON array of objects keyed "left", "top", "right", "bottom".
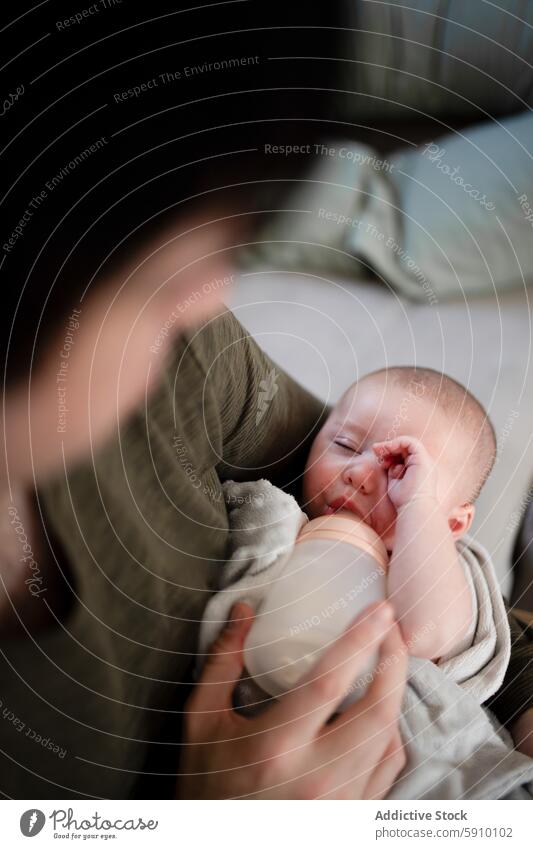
[{"left": 358, "top": 366, "right": 497, "bottom": 503}]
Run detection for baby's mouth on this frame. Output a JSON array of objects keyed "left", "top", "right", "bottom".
[
  {"left": 323, "top": 499, "right": 392, "bottom": 552},
  {"left": 325, "top": 497, "right": 366, "bottom": 522}
]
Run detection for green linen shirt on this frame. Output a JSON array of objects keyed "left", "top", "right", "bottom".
[{"left": 0, "top": 307, "right": 328, "bottom": 798}]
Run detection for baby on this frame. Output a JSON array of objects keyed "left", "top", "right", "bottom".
[
  {"left": 199, "top": 364, "right": 498, "bottom": 684},
  {"left": 301, "top": 365, "right": 496, "bottom": 661}
]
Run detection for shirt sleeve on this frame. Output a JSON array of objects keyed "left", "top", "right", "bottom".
[
  {"left": 484, "top": 607, "right": 533, "bottom": 727},
  {"left": 182, "top": 305, "right": 331, "bottom": 499}
]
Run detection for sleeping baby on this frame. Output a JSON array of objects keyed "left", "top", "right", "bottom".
[{"left": 197, "top": 366, "right": 533, "bottom": 799}]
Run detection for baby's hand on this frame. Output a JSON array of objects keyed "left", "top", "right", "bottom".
[{"left": 372, "top": 436, "right": 438, "bottom": 510}]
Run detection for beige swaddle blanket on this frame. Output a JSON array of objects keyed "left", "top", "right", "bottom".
[{"left": 198, "top": 479, "right": 533, "bottom": 799}]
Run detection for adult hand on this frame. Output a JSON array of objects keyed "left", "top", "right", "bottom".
[{"left": 176, "top": 600, "right": 408, "bottom": 799}]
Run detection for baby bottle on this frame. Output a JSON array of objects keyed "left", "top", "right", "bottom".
[{"left": 243, "top": 510, "right": 389, "bottom": 709}]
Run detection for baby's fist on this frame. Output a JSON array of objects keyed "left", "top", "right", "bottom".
[{"left": 372, "top": 436, "right": 438, "bottom": 509}]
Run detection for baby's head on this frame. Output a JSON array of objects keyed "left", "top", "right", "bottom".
[{"left": 303, "top": 367, "right": 496, "bottom": 553}]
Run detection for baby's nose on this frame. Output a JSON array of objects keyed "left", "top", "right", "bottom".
[{"left": 342, "top": 454, "right": 381, "bottom": 495}]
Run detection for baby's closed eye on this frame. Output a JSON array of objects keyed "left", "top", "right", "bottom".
[{"left": 334, "top": 439, "right": 361, "bottom": 454}]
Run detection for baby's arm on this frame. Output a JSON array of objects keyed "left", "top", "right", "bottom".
[{"left": 373, "top": 437, "right": 473, "bottom": 661}]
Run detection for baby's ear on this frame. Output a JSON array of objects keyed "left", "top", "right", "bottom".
[{"left": 448, "top": 503, "right": 475, "bottom": 539}]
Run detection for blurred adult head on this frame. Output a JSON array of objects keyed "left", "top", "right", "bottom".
[{"left": 1, "top": 1, "right": 341, "bottom": 484}]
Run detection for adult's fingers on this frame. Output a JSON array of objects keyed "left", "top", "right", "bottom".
[
  {"left": 258, "top": 601, "right": 394, "bottom": 745},
  {"left": 188, "top": 603, "right": 255, "bottom": 718},
  {"left": 362, "top": 729, "right": 406, "bottom": 800},
  {"left": 319, "top": 619, "right": 407, "bottom": 757},
  {"left": 343, "top": 619, "right": 408, "bottom": 732},
  {"left": 318, "top": 727, "right": 405, "bottom": 800},
  {"left": 311, "top": 619, "right": 407, "bottom": 797}
]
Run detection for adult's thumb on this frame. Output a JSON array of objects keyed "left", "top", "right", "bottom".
[{"left": 194, "top": 602, "right": 255, "bottom": 712}]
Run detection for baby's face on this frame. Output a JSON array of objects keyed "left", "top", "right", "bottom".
[{"left": 302, "top": 376, "right": 464, "bottom": 552}]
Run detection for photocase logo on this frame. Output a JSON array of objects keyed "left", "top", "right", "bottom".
[
  {"left": 20, "top": 809, "right": 46, "bottom": 837},
  {"left": 256, "top": 368, "right": 279, "bottom": 425}
]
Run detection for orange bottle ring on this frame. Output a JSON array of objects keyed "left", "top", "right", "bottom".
[{"left": 296, "top": 509, "right": 389, "bottom": 572}]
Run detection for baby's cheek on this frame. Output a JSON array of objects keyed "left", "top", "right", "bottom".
[{"left": 305, "top": 459, "right": 335, "bottom": 500}]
